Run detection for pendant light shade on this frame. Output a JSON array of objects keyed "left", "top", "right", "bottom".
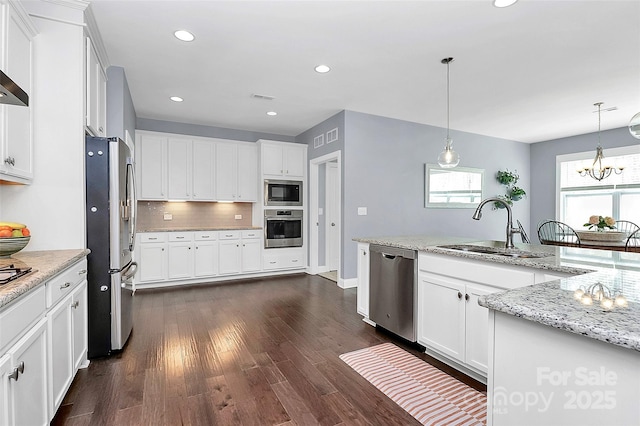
[{"left": 438, "top": 57, "right": 460, "bottom": 168}]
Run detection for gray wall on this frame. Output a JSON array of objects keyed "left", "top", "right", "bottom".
[
  {"left": 137, "top": 117, "right": 295, "bottom": 143},
  {"left": 296, "top": 111, "right": 346, "bottom": 269},
  {"left": 107, "top": 66, "right": 137, "bottom": 142},
  {"left": 530, "top": 127, "right": 638, "bottom": 235},
  {"left": 342, "top": 110, "right": 531, "bottom": 279}
]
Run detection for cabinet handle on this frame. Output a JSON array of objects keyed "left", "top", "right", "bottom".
[
  {"left": 72, "top": 301, "right": 80, "bottom": 309},
  {"left": 465, "top": 293, "right": 470, "bottom": 301},
  {"left": 236, "top": 244, "right": 239, "bottom": 247},
  {"left": 269, "top": 261, "right": 277, "bottom": 264},
  {"left": 196, "top": 246, "right": 199, "bottom": 249},
  {"left": 225, "top": 234, "right": 233, "bottom": 237},
  {"left": 17, "top": 361, "right": 24, "bottom": 375},
  {"left": 149, "top": 237, "right": 158, "bottom": 240},
  {"left": 4, "top": 157, "right": 15, "bottom": 166},
  {"left": 60, "top": 282, "right": 71, "bottom": 290},
  {"left": 201, "top": 236, "right": 210, "bottom": 239},
  {"left": 99, "top": 126, "right": 104, "bottom": 133},
  {"left": 457, "top": 291, "right": 462, "bottom": 299},
  {"left": 363, "top": 251, "right": 366, "bottom": 256},
  {"left": 8, "top": 368, "right": 19, "bottom": 381},
  {"left": 78, "top": 269, "right": 87, "bottom": 275},
  {"left": 292, "top": 259, "right": 298, "bottom": 263},
  {"left": 161, "top": 248, "right": 165, "bottom": 251},
  {"left": 176, "top": 236, "right": 184, "bottom": 239}
]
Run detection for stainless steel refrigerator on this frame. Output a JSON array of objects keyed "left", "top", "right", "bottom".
[{"left": 85, "top": 136, "right": 138, "bottom": 358}]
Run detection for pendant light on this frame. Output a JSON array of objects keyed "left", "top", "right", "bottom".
[
  {"left": 437, "top": 57, "right": 460, "bottom": 168},
  {"left": 577, "top": 102, "right": 624, "bottom": 181}
]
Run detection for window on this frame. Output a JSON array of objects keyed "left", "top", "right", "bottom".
[
  {"left": 425, "top": 165, "right": 484, "bottom": 208},
  {"left": 557, "top": 146, "right": 640, "bottom": 229}
]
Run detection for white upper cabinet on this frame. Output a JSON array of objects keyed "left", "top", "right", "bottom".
[
  {"left": 260, "top": 141, "right": 306, "bottom": 178},
  {"left": 85, "top": 36, "right": 106, "bottom": 137},
  {"left": 136, "top": 132, "right": 168, "bottom": 200},
  {"left": 216, "top": 142, "right": 257, "bottom": 202},
  {"left": 192, "top": 140, "right": 216, "bottom": 200},
  {"left": 0, "top": 1, "right": 36, "bottom": 183},
  {"left": 167, "top": 138, "right": 192, "bottom": 200}
]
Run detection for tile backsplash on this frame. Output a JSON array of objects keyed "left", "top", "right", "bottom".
[{"left": 136, "top": 201, "right": 253, "bottom": 230}]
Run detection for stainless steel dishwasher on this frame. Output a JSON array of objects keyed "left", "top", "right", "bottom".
[{"left": 369, "top": 244, "right": 417, "bottom": 342}]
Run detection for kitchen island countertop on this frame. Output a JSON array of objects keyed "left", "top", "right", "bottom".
[
  {"left": 354, "top": 235, "right": 640, "bottom": 352},
  {"left": 0, "top": 249, "right": 90, "bottom": 309}
]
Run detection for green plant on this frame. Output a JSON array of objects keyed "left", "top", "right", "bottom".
[
  {"left": 496, "top": 170, "right": 519, "bottom": 186},
  {"left": 494, "top": 169, "right": 526, "bottom": 209}
]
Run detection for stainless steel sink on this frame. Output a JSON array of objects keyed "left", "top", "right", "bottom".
[{"left": 436, "top": 244, "right": 552, "bottom": 259}]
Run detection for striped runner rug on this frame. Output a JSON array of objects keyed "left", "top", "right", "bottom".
[{"left": 339, "top": 343, "right": 487, "bottom": 425}]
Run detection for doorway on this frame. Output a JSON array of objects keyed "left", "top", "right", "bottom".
[{"left": 309, "top": 151, "right": 342, "bottom": 286}]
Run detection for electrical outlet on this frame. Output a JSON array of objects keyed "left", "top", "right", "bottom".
[
  {"left": 235, "top": 214, "right": 242, "bottom": 220},
  {"left": 357, "top": 207, "right": 367, "bottom": 216},
  {"left": 163, "top": 212, "right": 173, "bottom": 220}
]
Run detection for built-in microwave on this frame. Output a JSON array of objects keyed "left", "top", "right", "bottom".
[{"left": 264, "top": 179, "right": 302, "bottom": 206}]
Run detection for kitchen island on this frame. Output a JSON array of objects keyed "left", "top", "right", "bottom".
[{"left": 354, "top": 236, "right": 640, "bottom": 426}]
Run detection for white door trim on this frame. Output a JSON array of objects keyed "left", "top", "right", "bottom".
[{"left": 309, "top": 151, "right": 342, "bottom": 285}]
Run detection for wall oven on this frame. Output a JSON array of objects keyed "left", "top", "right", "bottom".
[
  {"left": 264, "top": 209, "right": 303, "bottom": 248},
  {"left": 264, "top": 179, "right": 302, "bottom": 207}
]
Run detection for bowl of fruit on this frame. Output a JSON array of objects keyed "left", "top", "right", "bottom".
[{"left": 0, "top": 222, "right": 31, "bottom": 258}]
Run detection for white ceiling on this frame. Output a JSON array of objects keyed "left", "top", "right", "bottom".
[{"left": 88, "top": 0, "right": 640, "bottom": 143}]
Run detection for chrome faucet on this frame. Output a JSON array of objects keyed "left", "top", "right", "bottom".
[{"left": 472, "top": 197, "right": 521, "bottom": 249}]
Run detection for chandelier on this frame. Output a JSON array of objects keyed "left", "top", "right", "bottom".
[
  {"left": 573, "top": 282, "right": 627, "bottom": 311},
  {"left": 437, "top": 57, "right": 460, "bottom": 168},
  {"left": 577, "top": 102, "right": 624, "bottom": 181}
]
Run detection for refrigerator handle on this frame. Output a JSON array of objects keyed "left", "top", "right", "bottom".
[{"left": 126, "top": 161, "right": 138, "bottom": 252}]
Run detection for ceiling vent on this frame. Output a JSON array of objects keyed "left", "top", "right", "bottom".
[{"left": 251, "top": 93, "right": 275, "bottom": 101}]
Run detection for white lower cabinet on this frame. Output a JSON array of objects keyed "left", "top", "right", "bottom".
[
  {"left": 137, "top": 233, "right": 168, "bottom": 283},
  {"left": 356, "top": 243, "right": 370, "bottom": 318},
  {"left": 5, "top": 318, "right": 48, "bottom": 426},
  {"left": 0, "top": 257, "right": 88, "bottom": 426},
  {"left": 218, "top": 230, "right": 262, "bottom": 275},
  {"left": 167, "top": 233, "right": 194, "bottom": 279},
  {"left": 194, "top": 231, "right": 218, "bottom": 277},
  {"left": 135, "top": 230, "right": 265, "bottom": 285}
]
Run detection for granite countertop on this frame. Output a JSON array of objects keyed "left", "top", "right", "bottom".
[
  {"left": 0, "top": 249, "right": 90, "bottom": 309},
  {"left": 138, "top": 226, "right": 262, "bottom": 232},
  {"left": 354, "top": 235, "right": 640, "bottom": 352}
]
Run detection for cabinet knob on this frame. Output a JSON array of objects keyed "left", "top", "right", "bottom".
[
  {"left": 99, "top": 126, "right": 104, "bottom": 133},
  {"left": 72, "top": 301, "right": 80, "bottom": 309},
  {"left": 60, "top": 282, "right": 71, "bottom": 290},
  {"left": 17, "top": 361, "right": 24, "bottom": 375},
  {"left": 457, "top": 291, "right": 462, "bottom": 299},
  {"left": 465, "top": 293, "right": 470, "bottom": 301},
  {"left": 8, "top": 368, "right": 19, "bottom": 381},
  {"left": 78, "top": 269, "right": 87, "bottom": 275}
]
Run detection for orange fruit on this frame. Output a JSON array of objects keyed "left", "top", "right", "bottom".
[
  {"left": 0, "top": 229, "right": 12, "bottom": 238},
  {"left": 21, "top": 228, "right": 30, "bottom": 237}
]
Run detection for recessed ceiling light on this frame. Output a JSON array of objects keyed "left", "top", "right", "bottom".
[
  {"left": 493, "top": 0, "right": 518, "bottom": 7},
  {"left": 174, "top": 30, "right": 195, "bottom": 42},
  {"left": 314, "top": 64, "right": 331, "bottom": 73},
  {"left": 266, "top": 111, "right": 277, "bottom": 116},
  {"left": 170, "top": 96, "right": 183, "bottom": 102}
]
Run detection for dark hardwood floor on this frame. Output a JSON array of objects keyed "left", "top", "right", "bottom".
[{"left": 52, "top": 274, "right": 485, "bottom": 425}]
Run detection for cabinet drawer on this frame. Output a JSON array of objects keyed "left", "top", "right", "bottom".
[
  {"left": 194, "top": 231, "right": 217, "bottom": 241},
  {"left": 241, "top": 229, "right": 261, "bottom": 239},
  {"left": 263, "top": 251, "right": 304, "bottom": 270},
  {"left": 168, "top": 232, "right": 193, "bottom": 242},
  {"left": 219, "top": 231, "right": 241, "bottom": 240},
  {"left": 0, "top": 285, "right": 46, "bottom": 352},
  {"left": 46, "top": 259, "right": 88, "bottom": 308},
  {"left": 418, "top": 252, "right": 535, "bottom": 290},
  {"left": 140, "top": 233, "right": 167, "bottom": 243}
]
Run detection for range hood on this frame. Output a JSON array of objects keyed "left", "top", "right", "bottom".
[{"left": 0, "top": 70, "right": 29, "bottom": 107}]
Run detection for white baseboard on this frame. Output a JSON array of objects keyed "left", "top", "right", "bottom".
[{"left": 339, "top": 277, "right": 357, "bottom": 289}]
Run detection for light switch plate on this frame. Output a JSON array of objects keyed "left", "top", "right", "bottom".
[
  {"left": 235, "top": 214, "right": 242, "bottom": 220},
  {"left": 357, "top": 207, "right": 367, "bottom": 216},
  {"left": 163, "top": 212, "right": 173, "bottom": 220}
]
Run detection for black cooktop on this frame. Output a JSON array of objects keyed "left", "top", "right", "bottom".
[{"left": 0, "top": 264, "right": 33, "bottom": 285}]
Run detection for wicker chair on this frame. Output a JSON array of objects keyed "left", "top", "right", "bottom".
[
  {"left": 537, "top": 220, "right": 581, "bottom": 247},
  {"left": 614, "top": 220, "right": 640, "bottom": 237},
  {"left": 626, "top": 229, "right": 640, "bottom": 252}
]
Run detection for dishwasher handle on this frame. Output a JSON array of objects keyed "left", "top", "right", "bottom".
[{"left": 382, "top": 253, "right": 397, "bottom": 260}]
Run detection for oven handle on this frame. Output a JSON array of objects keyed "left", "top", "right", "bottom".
[{"left": 264, "top": 217, "right": 302, "bottom": 221}]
